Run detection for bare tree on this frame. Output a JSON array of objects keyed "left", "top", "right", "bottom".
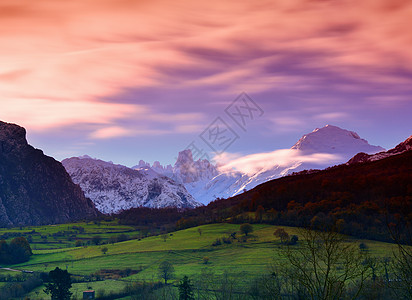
[
  {"left": 248, "top": 270, "right": 282, "bottom": 300},
  {"left": 212, "top": 271, "right": 243, "bottom": 300},
  {"left": 193, "top": 268, "right": 212, "bottom": 300},
  {"left": 279, "top": 222, "right": 370, "bottom": 300},
  {"left": 388, "top": 217, "right": 412, "bottom": 299}
]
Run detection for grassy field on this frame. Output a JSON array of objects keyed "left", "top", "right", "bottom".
[
  {"left": 0, "top": 220, "right": 142, "bottom": 250},
  {"left": 0, "top": 222, "right": 399, "bottom": 299}
]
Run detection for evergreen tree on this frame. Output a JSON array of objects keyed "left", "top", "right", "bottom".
[
  {"left": 178, "top": 276, "right": 194, "bottom": 300},
  {"left": 0, "top": 240, "right": 9, "bottom": 263},
  {"left": 44, "top": 267, "right": 72, "bottom": 300}
]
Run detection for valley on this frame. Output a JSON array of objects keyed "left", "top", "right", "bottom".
[
  {"left": 1, "top": 1, "right": 411, "bottom": 298},
  {"left": 0, "top": 222, "right": 402, "bottom": 299},
  {"left": 0, "top": 120, "right": 410, "bottom": 299}
]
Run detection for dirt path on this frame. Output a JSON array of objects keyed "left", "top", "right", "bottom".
[
  {"left": 0, "top": 267, "right": 22, "bottom": 272},
  {"left": 1, "top": 267, "right": 33, "bottom": 273}
]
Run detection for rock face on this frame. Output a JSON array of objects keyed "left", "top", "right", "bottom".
[
  {"left": 134, "top": 150, "right": 219, "bottom": 205},
  {"left": 62, "top": 157, "right": 202, "bottom": 213},
  {"left": 0, "top": 121, "right": 98, "bottom": 226},
  {"left": 134, "top": 150, "right": 218, "bottom": 184},
  {"left": 169, "top": 150, "right": 219, "bottom": 184}
]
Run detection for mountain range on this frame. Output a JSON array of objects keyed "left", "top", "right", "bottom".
[
  {"left": 138, "top": 125, "right": 385, "bottom": 205},
  {"left": 0, "top": 119, "right": 409, "bottom": 225},
  {"left": 65, "top": 125, "right": 386, "bottom": 212},
  {"left": 60, "top": 125, "right": 387, "bottom": 213},
  {"left": 62, "top": 156, "right": 201, "bottom": 213}
]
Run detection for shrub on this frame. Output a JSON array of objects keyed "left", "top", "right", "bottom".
[
  {"left": 289, "top": 235, "right": 299, "bottom": 245},
  {"left": 116, "top": 234, "right": 128, "bottom": 242},
  {"left": 222, "top": 237, "right": 232, "bottom": 244},
  {"left": 359, "top": 242, "right": 368, "bottom": 251},
  {"left": 72, "top": 226, "right": 85, "bottom": 233},
  {"left": 91, "top": 236, "right": 102, "bottom": 245},
  {"left": 108, "top": 236, "right": 117, "bottom": 244},
  {"left": 212, "top": 238, "right": 222, "bottom": 246}
]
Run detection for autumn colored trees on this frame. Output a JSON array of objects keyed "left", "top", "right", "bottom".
[{"left": 173, "top": 150, "right": 412, "bottom": 242}]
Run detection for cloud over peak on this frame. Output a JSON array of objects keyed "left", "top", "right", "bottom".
[{"left": 217, "top": 149, "right": 342, "bottom": 175}]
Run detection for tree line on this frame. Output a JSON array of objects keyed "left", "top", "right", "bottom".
[
  {"left": 108, "top": 151, "right": 411, "bottom": 244},
  {"left": 176, "top": 150, "right": 412, "bottom": 243}
]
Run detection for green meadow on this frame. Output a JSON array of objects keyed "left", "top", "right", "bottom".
[{"left": 0, "top": 222, "right": 398, "bottom": 299}]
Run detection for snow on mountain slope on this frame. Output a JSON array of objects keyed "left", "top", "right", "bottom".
[
  {"left": 291, "top": 125, "right": 384, "bottom": 154},
  {"left": 131, "top": 125, "right": 384, "bottom": 205},
  {"left": 62, "top": 157, "right": 201, "bottom": 213},
  {"left": 148, "top": 125, "right": 384, "bottom": 204},
  {"left": 210, "top": 125, "right": 385, "bottom": 200},
  {"left": 134, "top": 150, "right": 219, "bottom": 204},
  {"left": 134, "top": 150, "right": 218, "bottom": 184},
  {"left": 241, "top": 124, "right": 384, "bottom": 185}
]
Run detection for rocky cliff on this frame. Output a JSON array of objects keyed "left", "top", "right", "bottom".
[{"left": 0, "top": 121, "right": 98, "bottom": 226}]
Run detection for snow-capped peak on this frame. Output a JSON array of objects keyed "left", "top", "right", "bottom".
[
  {"left": 291, "top": 125, "right": 384, "bottom": 154},
  {"left": 177, "top": 125, "right": 385, "bottom": 204}
]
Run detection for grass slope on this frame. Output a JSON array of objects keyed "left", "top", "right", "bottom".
[{"left": 2, "top": 222, "right": 397, "bottom": 299}]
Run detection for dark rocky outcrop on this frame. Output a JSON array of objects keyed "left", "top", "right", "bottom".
[{"left": 0, "top": 121, "right": 99, "bottom": 226}]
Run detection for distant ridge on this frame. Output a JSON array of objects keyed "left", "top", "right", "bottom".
[{"left": 348, "top": 134, "right": 412, "bottom": 164}]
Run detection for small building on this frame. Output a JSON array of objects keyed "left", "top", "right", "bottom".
[{"left": 83, "top": 290, "right": 95, "bottom": 299}]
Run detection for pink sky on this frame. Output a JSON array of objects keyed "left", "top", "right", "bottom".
[{"left": 0, "top": 0, "right": 411, "bottom": 165}]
